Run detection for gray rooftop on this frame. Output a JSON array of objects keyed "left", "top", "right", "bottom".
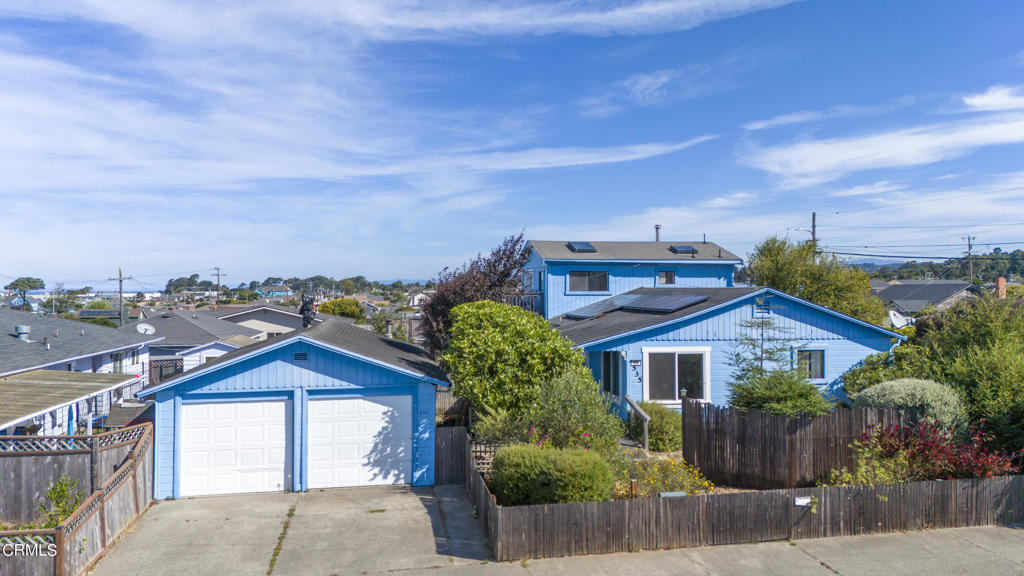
[
  {"left": 123, "top": 310, "right": 262, "bottom": 348},
  {"left": 874, "top": 280, "right": 976, "bottom": 314},
  {"left": 0, "top": 370, "right": 136, "bottom": 429},
  {"left": 146, "top": 316, "right": 446, "bottom": 392},
  {"left": 0, "top": 309, "right": 159, "bottom": 377},
  {"left": 551, "top": 287, "right": 760, "bottom": 346},
  {"left": 529, "top": 240, "right": 741, "bottom": 262}
]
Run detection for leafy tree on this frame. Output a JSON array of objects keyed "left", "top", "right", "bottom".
[
  {"left": 442, "top": 300, "right": 583, "bottom": 416},
  {"left": 262, "top": 277, "right": 284, "bottom": 287},
  {"left": 340, "top": 278, "right": 356, "bottom": 295},
  {"left": 86, "top": 300, "right": 113, "bottom": 310},
  {"left": 421, "top": 232, "right": 531, "bottom": 354},
  {"left": 843, "top": 298, "right": 1024, "bottom": 449},
  {"left": 319, "top": 297, "right": 364, "bottom": 321},
  {"left": 746, "top": 236, "right": 887, "bottom": 325},
  {"left": 5, "top": 277, "right": 44, "bottom": 310}
]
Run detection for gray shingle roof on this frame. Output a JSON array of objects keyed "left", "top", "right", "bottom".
[
  {"left": 0, "top": 370, "right": 137, "bottom": 429},
  {"left": 145, "top": 316, "right": 446, "bottom": 393},
  {"left": 875, "top": 281, "right": 976, "bottom": 314},
  {"left": 551, "top": 287, "right": 760, "bottom": 346},
  {"left": 0, "top": 309, "right": 159, "bottom": 376},
  {"left": 121, "top": 310, "right": 259, "bottom": 348},
  {"left": 529, "top": 241, "right": 741, "bottom": 262}
]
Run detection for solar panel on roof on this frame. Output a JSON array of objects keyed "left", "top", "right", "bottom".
[
  {"left": 669, "top": 245, "right": 697, "bottom": 255},
  {"left": 620, "top": 294, "right": 709, "bottom": 313},
  {"left": 564, "top": 294, "right": 643, "bottom": 319},
  {"left": 567, "top": 241, "right": 597, "bottom": 253}
]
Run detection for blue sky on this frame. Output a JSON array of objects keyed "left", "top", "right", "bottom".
[{"left": 3, "top": 1, "right": 1024, "bottom": 290}]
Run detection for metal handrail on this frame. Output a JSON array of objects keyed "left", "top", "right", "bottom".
[{"left": 624, "top": 395, "right": 649, "bottom": 453}]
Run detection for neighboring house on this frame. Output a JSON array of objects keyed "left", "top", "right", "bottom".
[
  {"left": 872, "top": 280, "right": 980, "bottom": 315},
  {"left": 143, "top": 317, "right": 447, "bottom": 499},
  {"left": 3, "top": 295, "right": 43, "bottom": 312},
  {"left": 127, "top": 310, "right": 265, "bottom": 384},
  {"left": 78, "top": 308, "right": 147, "bottom": 323},
  {"left": 258, "top": 285, "right": 294, "bottom": 298},
  {"left": 0, "top": 308, "right": 161, "bottom": 434},
  {"left": 524, "top": 240, "right": 743, "bottom": 319},
  {"left": 199, "top": 304, "right": 318, "bottom": 337},
  {"left": 550, "top": 287, "right": 905, "bottom": 415},
  {"left": 0, "top": 370, "right": 142, "bottom": 435},
  {"left": 408, "top": 291, "right": 435, "bottom": 308}
]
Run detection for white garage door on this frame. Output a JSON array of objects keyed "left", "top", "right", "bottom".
[
  {"left": 307, "top": 395, "right": 412, "bottom": 489},
  {"left": 179, "top": 401, "right": 289, "bottom": 497}
]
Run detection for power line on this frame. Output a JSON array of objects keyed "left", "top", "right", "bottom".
[
  {"left": 819, "top": 221, "right": 1024, "bottom": 230},
  {"left": 824, "top": 250, "right": 1020, "bottom": 260}
]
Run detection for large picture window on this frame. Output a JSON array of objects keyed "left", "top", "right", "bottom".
[
  {"left": 645, "top": 349, "right": 709, "bottom": 402},
  {"left": 569, "top": 271, "right": 609, "bottom": 292}
]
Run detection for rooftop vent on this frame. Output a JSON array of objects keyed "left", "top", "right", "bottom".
[
  {"left": 669, "top": 245, "right": 697, "bottom": 255},
  {"left": 14, "top": 325, "right": 30, "bottom": 342},
  {"left": 567, "top": 241, "right": 596, "bottom": 253}
]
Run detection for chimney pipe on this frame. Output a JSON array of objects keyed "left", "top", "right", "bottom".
[
  {"left": 15, "top": 325, "right": 30, "bottom": 342},
  {"left": 654, "top": 224, "right": 661, "bottom": 242},
  {"left": 385, "top": 319, "right": 393, "bottom": 338},
  {"left": 997, "top": 277, "right": 1007, "bottom": 300}
]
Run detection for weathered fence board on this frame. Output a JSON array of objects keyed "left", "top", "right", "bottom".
[
  {"left": 0, "top": 453, "right": 91, "bottom": 524},
  {"left": 0, "top": 530, "right": 57, "bottom": 576},
  {"left": 682, "top": 402, "right": 914, "bottom": 489}
]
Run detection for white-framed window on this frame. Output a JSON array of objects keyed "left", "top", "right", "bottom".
[
  {"left": 130, "top": 349, "right": 139, "bottom": 366},
  {"left": 111, "top": 352, "right": 125, "bottom": 374},
  {"left": 601, "top": 351, "right": 621, "bottom": 396},
  {"left": 568, "top": 271, "right": 609, "bottom": 292},
  {"left": 797, "top": 349, "right": 825, "bottom": 380},
  {"left": 642, "top": 346, "right": 711, "bottom": 404},
  {"left": 657, "top": 270, "right": 675, "bottom": 285}
]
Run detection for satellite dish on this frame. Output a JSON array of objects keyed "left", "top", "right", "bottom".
[
  {"left": 888, "top": 310, "right": 913, "bottom": 330},
  {"left": 137, "top": 323, "right": 156, "bottom": 335}
]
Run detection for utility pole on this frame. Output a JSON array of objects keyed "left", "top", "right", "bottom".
[
  {"left": 811, "top": 212, "right": 817, "bottom": 246},
  {"left": 107, "top": 268, "right": 132, "bottom": 327},
  {"left": 212, "top": 267, "right": 227, "bottom": 303},
  {"left": 963, "top": 235, "right": 976, "bottom": 284}
]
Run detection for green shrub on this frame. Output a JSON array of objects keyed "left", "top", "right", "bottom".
[
  {"left": 728, "top": 369, "right": 833, "bottom": 417},
  {"left": 474, "top": 365, "right": 624, "bottom": 456},
  {"left": 318, "top": 297, "right": 364, "bottom": 320},
  {"left": 628, "top": 401, "right": 682, "bottom": 452},
  {"left": 851, "top": 378, "right": 968, "bottom": 432},
  {"left": 442, "top": 301, "right": 584, "bottom": 416},
  {"left": 37, "top": 476, "right": 84, "bottom": 529},
  {"left": 490, "top": 444, "right": 615, "bottom": 505},
  {"left": 610, "top": 450, "right": 713, "bottom": 499}
]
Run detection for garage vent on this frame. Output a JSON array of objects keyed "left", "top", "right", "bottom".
[{"left": 293, "top": 352, "right": 308, "bottom": 361}]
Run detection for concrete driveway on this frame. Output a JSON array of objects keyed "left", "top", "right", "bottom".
[
  {"left": 90, "top": 485, "right": 1024, "bottom": 576},
  {"left": 89, "top": 485, "right": 490, "bottom": 576}
]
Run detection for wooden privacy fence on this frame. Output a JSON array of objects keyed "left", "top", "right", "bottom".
[
  {"left": 0, "top": 423, "right": 154, "bottom": 576},
  {"left": 454, "top": 427, "right": 1024, "bottom": 561},
  {"left": 434, "top": 426, "right": 468, "bottom": 485},
  {"left": 1, "top": 424, "right": 147, "bottom": 523},
  {"left": 681, "top": 402, "right": 915, "bottom": 489}
]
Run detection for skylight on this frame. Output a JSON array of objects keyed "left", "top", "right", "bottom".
[
  {"left": 669, "top": 245, "right": 697, "bottom": 255},
  {"left": 567, "top": 241, "right": 597, "bottom": 253}
]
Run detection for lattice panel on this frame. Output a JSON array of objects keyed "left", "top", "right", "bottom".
[
  {"left": 0, "top": 437, "right": 91, "bottom": 453},
  {"left": 98, "top": 424, "right": 146, "bottom": 447},
  {"left": 472, "top": 443, "right": 499, "bottom": 473},
  {"left": 103, "top": 461, "right": 135, "bottom": 495},
  {"left": 62, "top": 494, "right": 101, "bottom": 536},
  {"left": 0, "top": 531, "right": 56, "bottom": 547}
]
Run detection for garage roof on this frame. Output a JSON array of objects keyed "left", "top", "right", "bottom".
[{"left": 0, "top": 370, "right": 137, "bottom": 430}]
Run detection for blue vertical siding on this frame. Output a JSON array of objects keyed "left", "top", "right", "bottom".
[
  {"left": 582, "top": 293, "right": 896, "bottom": 410},
  {"left": 152, "top": 339, "right": 439, "bottom": 499},
  {"left": 540, "top": 262, "right": 735, "bottom": 318}
]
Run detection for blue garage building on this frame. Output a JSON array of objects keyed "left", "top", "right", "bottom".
[{"left": 145, "top": 318, "right": 447, "bottom": 499}]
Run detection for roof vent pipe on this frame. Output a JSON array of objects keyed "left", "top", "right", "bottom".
[
  {"left": 703, "top": 233, "right": 707, "bottom": 244},
  {"left": 385, "top": 319, "right": 393, "bottom": 338},
  {"left": 15, "top": 325, "right": 30, "bottom": 342},
  {"left": 654, "top": 224, "right": 661, "bottom": 242}
]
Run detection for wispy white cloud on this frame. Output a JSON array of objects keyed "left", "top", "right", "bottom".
[
  {"left": 742, "top": 113, "right": 1024, "bottom": 187},
  {"left": 831, "top": 180, "right": 908, "bottom": 198},
  {"left": 578, "top": 52, "right": 754, "bottom": 118},
  {"left": 742, "top": 97, "right": 914, "bottom": 131},
  {"left": 962, "top": 85, "right": 1024, "bottom": 111}
]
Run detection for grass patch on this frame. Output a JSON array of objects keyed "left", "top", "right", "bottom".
[{"left": 266, "top": 502, "right": 297, "bottom": 575}]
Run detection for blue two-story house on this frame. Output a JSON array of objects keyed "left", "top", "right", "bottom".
[
  {"left": 524, "top": 240, "right": 742, "bottom": 319},
  {"left": 527, "top": 240, "right": 903, "bottom": 413}
]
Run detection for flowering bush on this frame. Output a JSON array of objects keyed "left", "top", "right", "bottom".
[
  {"left": 610, "top": 450, "right": 714, "bottom": 499},
  {"left": 827, "top": 418, "right": 1019, "bottom": 486}
]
